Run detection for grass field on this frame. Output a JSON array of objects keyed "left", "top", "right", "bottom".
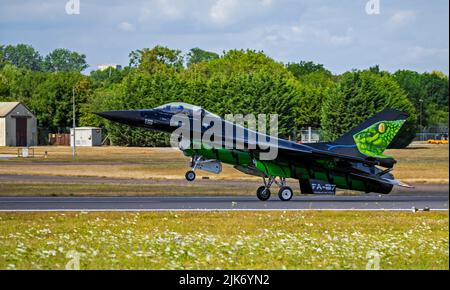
[
  {"left": 0, "top": 211, "right": 448, "bottom": 270},
  {"left": 0, "top": 143, "right": 448, "bottom": 183}
]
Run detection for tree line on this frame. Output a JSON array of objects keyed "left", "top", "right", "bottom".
[{"left": 1, "top": 43, "right": 448, "bottom": 148}]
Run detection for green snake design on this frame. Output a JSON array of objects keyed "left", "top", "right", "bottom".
[{"left": 353, "top": 120, "right": 405, "bottom": 158}]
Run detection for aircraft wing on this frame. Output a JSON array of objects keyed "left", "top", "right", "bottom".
[{"left": 248, "top": 140, "right": 381, "bottom": 167}]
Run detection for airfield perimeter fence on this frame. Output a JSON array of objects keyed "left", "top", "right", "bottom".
[{"left": 414, "top": 125, "right": 449, "bottom": 141}]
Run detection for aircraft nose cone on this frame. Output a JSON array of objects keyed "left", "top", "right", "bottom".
[{"left": 95, "top": 110, "right": 142, "bottom": 125}]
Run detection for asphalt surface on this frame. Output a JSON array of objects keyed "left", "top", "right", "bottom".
[
  {"left": 0, "top": 191, "right": 448, "bottom": 211},
  {"left": 0, "top": 173, "right": 448, "bottom": 211}
]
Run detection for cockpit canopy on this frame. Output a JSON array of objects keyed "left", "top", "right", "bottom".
[
  {"left": 155, "top": 102, "right": 219, "bottom": 118},
  {"left": 155, "top": 102, "right": 200, "bottom": 114}
]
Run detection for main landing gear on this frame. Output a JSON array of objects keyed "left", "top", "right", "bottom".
[{"left": 256, "top": 176, "right": 294, "bottom": 202}]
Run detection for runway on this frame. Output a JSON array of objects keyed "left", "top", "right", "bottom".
[{"left": 0, "top": 192, "right": 448, "bottom": 211}]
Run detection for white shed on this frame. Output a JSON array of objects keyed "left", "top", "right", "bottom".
[
  {"left": 70, "top": 127, "right": 102, "bottom": 147},
  {"left": 0, "top": 102, "right": 37, "bottom": 147}
]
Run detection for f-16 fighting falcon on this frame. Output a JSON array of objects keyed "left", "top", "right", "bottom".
[{"left": 96, "top": 102, "right": 412, "bottom": 201}]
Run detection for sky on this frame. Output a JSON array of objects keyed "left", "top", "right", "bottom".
[{"left": 0, "top": 0, "right": 448, "bottom": 74}]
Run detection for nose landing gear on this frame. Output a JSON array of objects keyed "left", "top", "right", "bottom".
[
  {"left": 185, "top": 156, "right": 202, "bottom": 182},
  {"left": 185, "top": 170, "right": 196, "bottom": 182},
  {"left": 184, "top": 156, "right": 222, "bottom": 182},
  {"left": 256, "top": 176, "right": 293, "bottom": 201}
]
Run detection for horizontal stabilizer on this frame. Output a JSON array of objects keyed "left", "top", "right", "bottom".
[
  {"left": 380, "top": 178, "right": 415, "bottom": 188},
  {"left": 350, "top": 170, "right": 414, "bottom": 189}
]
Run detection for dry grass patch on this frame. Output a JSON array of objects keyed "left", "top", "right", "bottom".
[
  {"left": 0, "top": 143, "right": 448, "bottom": 183},
  {"left": 386, "top": 144, "right": 449, "bottom": 183}
]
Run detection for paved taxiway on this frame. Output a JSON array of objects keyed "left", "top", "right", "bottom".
[{"left": 0, "top": 192, "right": 448, "bottom": 211}]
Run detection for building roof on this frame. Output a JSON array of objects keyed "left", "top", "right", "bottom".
[
  {"left": 72, "top": 127, "right": 102, "bottom": 130},
  {"left": 0, "top": 102, "right": 21, "bottom": 117}
]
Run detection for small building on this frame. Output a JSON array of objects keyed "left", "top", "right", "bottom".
[
  {"left": 300, "top": 127, "right": 321, "bottom": 143},
  {"left": 0, "top": 102, "right": 37, "bottom": 147},
  {"left": 97, "top": 64, "right": 122, "bottom": 71},
  {"left": 70, "top": 127, "right": 102, "bottom": 147}
]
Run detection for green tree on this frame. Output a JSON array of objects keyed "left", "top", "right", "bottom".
[
  {"left": 321, "top": 70, "right": 417, "bottom": 148},
  {"left": 186, "top": 48, "right": 219, "bottom": 67},
  {"left": 87, "top": 69, "right": 182, "bottom": 146},
  {"left": 191, "top": 71, "right": 299, "bottom": 137},
  {"left": 43, "top": 48, "right": 88, "bottom": 72},
  {"left": 426, "top": 103, "right": 449, "bottom": 127},
  {"left": 0, "top": 44, "right": 43, "bottom": 71},
  {"left": 291, "top": 69, "right": 335, "bottom": 130},
  {"left": 286, "top": 61, "right": 331, "bottom": 79},
  {"left": 393, "top": 70, "right": 424, "bottom": 111},
  {"left": 421, "top": 72, "right": 449, "bottom": 128},
  {"left": 31, "top": 72, "right": 92, "bottom": 132},
  {"left": 0, "top": 64, "right": 93, "bottom": 133},
  {"left": 0, "top": 45, "right": 5, "bottom": 69},
  {"left": 394, "top": 70, "right": 449, "bottom": 128},
  {"left": 293, "top": 83, "right": 334, "bottom": 129},
  {"left": 421, "top": 72, "right": 449, "bottom": 108},
  {"left": 186, "top": 49, "right": 291, "bottom": 80},
  {"left": 129, "top": 45, "right": 183, "bottom": 74},
  {"left": 0, "top": 64, "right": 46, "bottom": 102},
  {"left": 184, "top": 50, "right": 299, "bottom": 137},
  {"left": 5, "top": 42, "right": 445, "bottom": 149},
  {"left": 90, "top": 67, "right": 129, "bottom": 88},
  {"left": 89, "top": 49, "right": 302, "bottom": 145}
]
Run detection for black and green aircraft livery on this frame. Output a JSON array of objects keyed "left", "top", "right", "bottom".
[{"left": 96, "top": 103, "right": 412, "bottom": 201}]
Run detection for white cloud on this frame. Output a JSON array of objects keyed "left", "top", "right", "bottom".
[
  {"left": 118, "top": 21, "right": 135, "bottom": 32},
  {"left": 261, "top": 0, "right": 273, "bottom": 7},
  {"left": 156, "top": 0, "right": 184, "bottom": 20},
  {"left": 209, "top": 0, "right": 239, "bottom": 25},
  {"left": 0, "top": 0, "right": 67, "bottom": 22},
  {"left": 209, "top": 0, "right": 274, "bottom": 26},
  {"left": 406, "top": 46, "right": 449, "bottom": 61},
  {"left": 328, "top": 34, "right": 353, "bottom": 46},
  {"left": 264, "top": 24, "right": 353, "bottom": 46},
  {"left": 389, "top": 10, "right": 417, "bottom": 26},
  {"left": 138, "top": 0, "right": 189, "bottom": 24}
]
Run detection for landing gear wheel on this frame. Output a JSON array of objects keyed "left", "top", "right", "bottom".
[
  {"left": 256, "top": 186, "right": 271, "bottom": 201},
  {"left": 185, "top": 171, "right": 196, "bottom": 182},
  {"left": 278, "top": 186, "right": 293, "bottom": 201}
]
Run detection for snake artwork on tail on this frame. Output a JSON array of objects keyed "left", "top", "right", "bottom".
[{"left": 353, "top": 120, "right": 406, "bottom": 159}]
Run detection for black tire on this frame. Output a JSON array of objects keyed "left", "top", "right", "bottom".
[
  {"left": 185, "top": 170, "right": 196, "bottom": 182},
  {"left": 278, "top": 186, "right": 293, "bottom": 201},
  {"left": 256, "top": 186, "right": 271, "bottom": 201}
]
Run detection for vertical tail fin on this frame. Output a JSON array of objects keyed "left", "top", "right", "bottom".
[{"left": 334, "top": 109, "right": 409, "bottom": 158}]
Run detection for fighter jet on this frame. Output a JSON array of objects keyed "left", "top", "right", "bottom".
[{"left": 96, "top": 102, "right": 412, "bottom": 201}]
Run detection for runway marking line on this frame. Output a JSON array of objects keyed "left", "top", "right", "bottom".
[{"left": 0, "top": 208, "right": 448, "bottom": 212}]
